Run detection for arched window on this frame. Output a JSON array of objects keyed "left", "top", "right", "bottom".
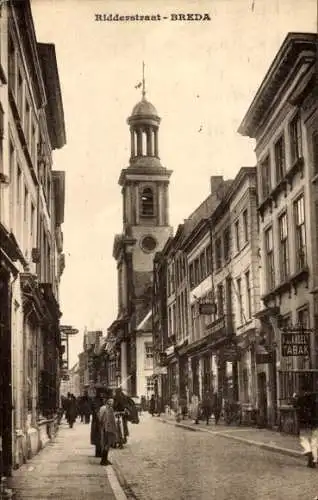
[{"left": 141, "top": 187, "right": 154, "bottom": 216}]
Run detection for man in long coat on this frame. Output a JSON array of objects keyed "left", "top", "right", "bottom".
[{"left": 98, "top": 397, "right": 117, "bottom": 466}]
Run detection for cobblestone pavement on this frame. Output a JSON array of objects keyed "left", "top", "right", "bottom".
[
  {"left": 159, "top": 413, "right": 304, "bottom": 457},
  {"left": 9, "top": 420, "right": 116, "bottom": 499},
  {"left": 112, "top": 413, "right": 318, "bottom": 500}
]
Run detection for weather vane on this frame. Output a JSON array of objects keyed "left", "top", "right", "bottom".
[{"left": 142, "top": 61, "right": 146, "bottom": 99}]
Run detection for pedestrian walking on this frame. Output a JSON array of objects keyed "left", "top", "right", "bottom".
[
  {"left": 149, "top": 394, "right": 156, "bottom": 416},
  {"left": 90, "top": 390, "right": 106, "bottom": 458},
  {"left": 190, "top": 394, "right": 200, "bottom": 424},
  {"left": 211, "top": 391, "right": 222, "bottom": 425},
  {"left": 98, "top": 397, "right": 117, "bottom": 466},
  {"left": 201, "top": 391, "right": 213, "bottom": 425},
  {"left": 82, "top": 391, "right": 92, "bottom": 424},
  {"left": 66, "top": 393, "right": 77, "bottom": 428},
  {"left": 113, "top": 387, "right": 129, "bottom": 443}
]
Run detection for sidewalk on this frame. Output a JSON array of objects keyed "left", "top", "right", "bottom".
[
  {"left": 157, "top": 413, "right": 305, "bottom": 459},
  {"left": 7, "top": 420, "right": 123, "bottom": 500}
]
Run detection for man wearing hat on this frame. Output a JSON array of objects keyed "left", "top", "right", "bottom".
[
  {"left": 90, "top": 386, "right": 111, "bottom": 457},
  {"left": 98, "top": 394, "right": 117, "bottom": 466}
]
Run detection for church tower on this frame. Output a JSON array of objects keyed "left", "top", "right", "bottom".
[{"left": 111, "top": 68, "right": 173, "bottom": 395}]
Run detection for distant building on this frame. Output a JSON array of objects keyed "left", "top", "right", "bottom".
[
  {"left": 238, "top": 32, "right": 317, "bottom": 431},
  {"left": 78, "top": 330, "right": 103, "bottom": 396},
  {"left": 60, "top": 362, "right": 80, "bottom": 398},
  {"left": 106, "top": 82, "right": 173, "bottom": 396},
  {"left": 135, "top": 310, "right": 154, "bottom": 399}
]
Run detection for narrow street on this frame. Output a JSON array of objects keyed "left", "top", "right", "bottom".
[
  {"left": 111, "top": 413, "right": 318, "bottom": 500},
  {"left": 10, "top": 420, "right": 118, "bottom": 500},
  {"left": 8, "top": 413, "right": 318, "bottom": 499}
]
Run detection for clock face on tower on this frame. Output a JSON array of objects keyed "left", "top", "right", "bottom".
[{"left": 140, "top": 235, "right": 157, "bottom": 253}]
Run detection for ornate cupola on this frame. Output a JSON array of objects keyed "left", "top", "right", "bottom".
[{"left": 127, "top": 63, "right": 162, "bottom": 168}]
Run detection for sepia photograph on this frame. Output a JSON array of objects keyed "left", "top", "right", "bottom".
[{"left": 0, "top": 0, "right": 317, "bottom": 498}]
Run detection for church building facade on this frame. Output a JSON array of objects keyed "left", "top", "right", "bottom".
[{"left": 105, "top": 83, "right": 173, "bottom": 397}]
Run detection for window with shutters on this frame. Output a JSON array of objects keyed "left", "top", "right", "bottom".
[
  {"left": 206, "top": 244, "right": 212, "bottom": 274},
  {"left": 294, "top": 195, "right": 306, "bottom": 271},
  {"left": 242, "top": 209, "right": 249, "bottom": 243},
  {"left": 260, "top": 155, "right": 271, "bottom": 200},
  {"left": 215, "top": 238, "right": 222, "bottom": 270},
  {"left": 289, "top": 114, "right": 302, "bottom": 165},
  {"left": 274, "top": 135, "right": 286, "bottom": 183},
  {"left": 245, "top": 270, "right": 252, "bottom": 319},
  {"left": 265, "top": 227, "right": 275, "bottom": 290},
  {"left": 217, "top": 283, "right": 224, "bottom": 318},
  {"left": 278, "top": 212, "right": 289, "bottom": 282},
  {"left": 200, "top": 251, "right": 207, "bottom": 280},
  {"left": 234, "top": 220, "right": 240, "bottom": 252},
  {"left": 236, "top": 278, "right": 243, "bottom": 325},
  {"left": 223, "top": 227, "right": 231, "bottom": 262}
]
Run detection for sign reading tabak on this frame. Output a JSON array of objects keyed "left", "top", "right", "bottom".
[{"left": 281, "top": 326, "right": 312, "bottom": 357}]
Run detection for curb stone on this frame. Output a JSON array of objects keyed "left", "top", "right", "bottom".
[
  {"left": 111, "top": 460, "right": 138, "bottom": 500},
  {"left": 158, "top": 418, "right": 304, "bottom": 459}
]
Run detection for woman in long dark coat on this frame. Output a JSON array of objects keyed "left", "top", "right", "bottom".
[
  {"left": 149, "top": 395, "right": 156, "bottom": 416},
  {"left": 66, "top": 394, "right": 77, "bottom": 428},
  {"left": 91, "top": 389, "right": 112, "bottom": 457}
]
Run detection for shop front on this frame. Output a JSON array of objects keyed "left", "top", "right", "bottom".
[
  {"left": 0, "top": 229, "right": 22, "bottom": 476},
  {"left": 0, "top": 260, "right": 13, "bottom": 477},
  {"left": 278, "top": 325, "right": 318, "bottom": 434}
]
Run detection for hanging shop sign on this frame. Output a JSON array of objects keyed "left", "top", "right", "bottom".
[
  {"left": 255, "top": 345, "right": 272, "bottom": 364},
  {"left": 222, "top": 345, "right": 241, "bottom": 362},
  {"left": 199, "top": 302, "right": 217, "bottom": 315},
  {"left": 281, "top": 328, "right": 312, "bottom": 357},
  {"left": 154, "top": 366, "right": 168, "bottom": 375},
  {"left": 60, "top": 325, "right": 79, "bottom": 336}
]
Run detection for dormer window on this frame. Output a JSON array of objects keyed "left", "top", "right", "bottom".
[{"left": 141, "top": 187, "right": 154, "bottom": 216}]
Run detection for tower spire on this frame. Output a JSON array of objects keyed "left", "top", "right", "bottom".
[{"left": 142, "top": 61, "right": 146, "bottom": 100}]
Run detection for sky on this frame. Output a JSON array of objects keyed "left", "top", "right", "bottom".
[{"left": 30, "top": 0, "right": 317, "bottom": 367}]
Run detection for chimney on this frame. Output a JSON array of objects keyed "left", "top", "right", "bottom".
[{"left": 210, "top": 176, "right": 224, "bottom": 198}]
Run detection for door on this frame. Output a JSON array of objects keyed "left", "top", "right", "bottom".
[{"left": 257, "top": 372, "right": 268, "bottom": 427}]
